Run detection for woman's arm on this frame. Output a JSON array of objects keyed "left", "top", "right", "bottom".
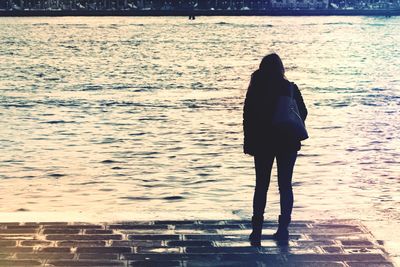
[
  {"left": 243, "top": 74, "right": 256, "bottom": 154},
  {"left": 293, "top": 84, "right": 308, "bottom": 122}
]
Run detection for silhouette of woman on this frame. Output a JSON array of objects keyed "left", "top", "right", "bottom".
[{"left": 243, "top": 53, "right": 308, "bottom": 245}]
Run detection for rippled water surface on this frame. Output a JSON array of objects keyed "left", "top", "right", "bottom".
[{"left": 0, "top": 16, "right": 399, "bottom": 260}]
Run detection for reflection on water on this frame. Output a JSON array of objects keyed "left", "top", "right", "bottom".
[{"left": 0, "top": 15, "right": 399, "bottom": 260}]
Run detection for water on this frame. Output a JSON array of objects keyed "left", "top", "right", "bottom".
[{"left": 0, "top": 16, "right": 399, "bottom": 262}]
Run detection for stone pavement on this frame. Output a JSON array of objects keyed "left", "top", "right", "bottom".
[{"left": 0, "top": 219, "right": 395, "bottom": 267}]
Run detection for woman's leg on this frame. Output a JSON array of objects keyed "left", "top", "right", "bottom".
[
  {"left": 276, "top": 151, "right": 297, "bottom": 217},
  {"left": 273, "top": 151, "right": 297, "bottom": 241},
  {"left": 250, "top": 154, "right": 274, "bottom": 245},
  {"left": 253, "top": 154, "right": 275, "bottom": 217}
]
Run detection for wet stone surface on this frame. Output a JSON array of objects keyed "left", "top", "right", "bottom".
[{"left": 0, "top": 220, "right": 395, "bottom": 266}]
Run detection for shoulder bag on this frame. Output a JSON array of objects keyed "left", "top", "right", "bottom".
[{"left": 271, "top": 83, "right": 309, "bottom": 141}]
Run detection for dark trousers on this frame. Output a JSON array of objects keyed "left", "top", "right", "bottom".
[{"left": 253, "top": 151, "right": 297, "bottom": 218}]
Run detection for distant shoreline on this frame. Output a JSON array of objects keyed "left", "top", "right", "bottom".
[{"left": 0, "top": 9, "right": 399, "bottom": 17}]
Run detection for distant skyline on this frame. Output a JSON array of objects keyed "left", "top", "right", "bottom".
[{"left": 1, "top": 0, "right": 399, "bottom": 11}]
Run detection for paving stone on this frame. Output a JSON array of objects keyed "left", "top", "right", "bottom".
[
  {"left": 196, "top": 220, "right": 226, "bottom": 225},
  {"left": 71, "top": 223, "right": 103, "bottom": 227},
  {"left": 137, "top": 247, "right": 182, "bottom": 254},
  {"left": 0, "top": 234, "right": 35, "bottom": 240},
  {"left": 343, "top": 248, "right": 384, "bottom": 254},
  {"left": 217, "top": 253, "right": 281, "bottom": 261},
  {"left": 183, "top": 234, "right": 246, "bottom": 241},
  {"left": 340, "top": 240, "right": 375, "bottom": 246},
  {"left": 121, "top": 253, "right": 212, "bottom": 261},
  {"left": 15, "top": 252, "right": 75, "bottom": 259},
  {"left": 295, "top": 240, "right": 337, "bottom": 246},
  {"left": 46, "top": 234, "right": 123, "bottom": 241},
  {"left": 84, "top": 229, "right": 114, "bottom": 234},
  {"left": 263, "top": 234, "right": 304, "bottom": 240},
  {"left": 186, "top": 246, "right": 260, "bottom": 254},
  {"left": 223, "top": 220, "right": 253, "bottom": 224},
  {"left": 174, "top": 224, "right": 241, "bottom": 230},
  {"left": 39, "top": 247, "right": 72, "bottom": 253},
  {"left": 111, "top": 240, "right": 164, "bottom": 247},
  {"left": 214, "top": 229, "right": 250, "bottom": 235},
  {"left": 78, "top": 253, "right": 119, "bottom": 260},
  {"left": 128, "top": 234, "right": 180, "bottom": 240},
  {"left": 240, "top": 223, "right": 274, "bottom": 229},
  {"left": 173, "top": 229, "right": 219, "bottom": 235},
  {"left": 0, "top": 247, "right": 34, "bottom": 253},
  {"left": 0, "top": 223, "right": 21, "bottom": 226},
  {"left": 109, "top": 224, "right": 169, "bottom": 230},
  {"left": 0, "top": 254, "right": 11, "bottom": 259},
  {"left": 45, "top": 260, "right": 125, "bottom": 266},
  {"left": 57, "top": 241, "right": 107, "bottom": 247},
  {"left": 345, "top": 262, "right": 395, "bottom": 267},
  {"left": 214, "top": 240, "right": 261, "bottom": 247},
  {"left": 184, "top": 260, "right": 268, "bottom": 267},
  {"left": 109, "top": 221, "right": 151, "bottom": 225},
  {"left": 118, "top": 230, "right": 175, "bottom": 235},
  {"left": 43, "top": 229, "right": 81, "bottom": 234},
  {"left": 286, "top": 223, "right": 311, "bottom": 228},
  {"left": 311, "top": 225, "right": 364, "bottom": 232},
  {"left": 292, "top": 228, "right": 365, "bottom": 234},
  {"left": 38, "top": 222, "right": 69, "bottom": 225},
  {"left": 76, "top": 247, "right": 132, "bottom": 253},
  {"left": 0, "top": 259, "right": 43, "bottom": 266},
  {"left": 308, "top": 234, "right": 371, "bottom": 241},
  {"left": 284, "top": 262, "right": 345, "bottom": 267},
  {"left": 0, "top": 229, "right": 38, "bottom": 234},
  {"left": 271, "top": 246, "right": 322, "bottom": 254},
  {"left": 312, "top": 223, "right": 360, "bottom": 227},
  {"left": 44, "top": 225, "right": 102, "bottom": 229},
  {"left": 167, "top": 240, "right": 213, "bottom": 247},
  {"left": 20, "top": 240, "right": 53, "bottom": 246},
  {"left": 322, "top": 246, "right": 344, "bottom": 253},
  {"left": 128, "top": 260, "right": 181, "bottom": 267},
  {"left": 5, "top": 225, "right": 40, "bottom": 230},
  {"left": 154, "top": 220, "right": 196, "bottom": 225},
  {"left": 0, "top": 240, "right": 16, "bottom": 246},
  {"left": 285, "top": 253, "right": 388, "bottom": 262}
]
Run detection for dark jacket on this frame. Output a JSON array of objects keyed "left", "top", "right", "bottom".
[{"left": 243, "top": 70, "right": 308, "bottom": 156}]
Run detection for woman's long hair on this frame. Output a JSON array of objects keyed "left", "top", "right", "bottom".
[{"left": 259, "top": 53, "right": 286, "bottom": 80}]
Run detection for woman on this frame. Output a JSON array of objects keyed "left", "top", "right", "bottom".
[{"left": 243, "top": 53, "right": 308, "bottom": 245}]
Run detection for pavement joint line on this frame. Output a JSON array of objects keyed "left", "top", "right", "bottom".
[{"left": 121, "top": 231, "right": 128, "bottom": 241}]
